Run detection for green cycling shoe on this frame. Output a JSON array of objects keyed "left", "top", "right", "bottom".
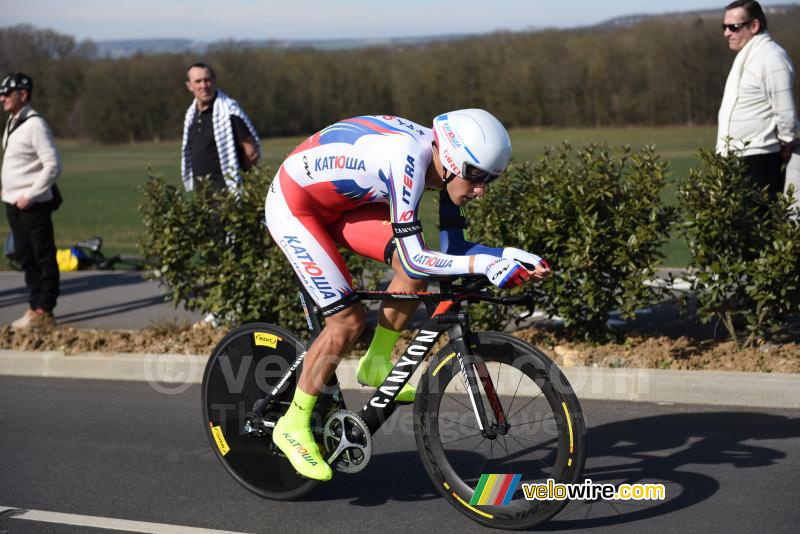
[{"left": 272, "top": 390, "right": 332, "bottom": 481}]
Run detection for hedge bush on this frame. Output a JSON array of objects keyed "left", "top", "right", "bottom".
[
  {"left": 466, "top": 143, "right": 676, "bottom": 340},
  {"left": 678, "top": 149, "right": 800, "bottom": 347},
  {"left": 141, "top": 146, "right": 800, "bottom": 347}
]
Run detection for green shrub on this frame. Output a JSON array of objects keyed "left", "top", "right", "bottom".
[
  {"left": 139, "top": 167, "right": 381, "bottom": 330},
  {"left": 678, "top": 149, "right": 800, "bottom": 347},
  {"left": 467, "top": 144, "right": 676, "bottom": 340}
]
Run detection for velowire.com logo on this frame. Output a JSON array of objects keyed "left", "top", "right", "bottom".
[
  {"left": 471, "top": 476, "right": 667, "bottom": 504},
  {"left": 470, "top": 474, "right": 522, "bottom": 506}
]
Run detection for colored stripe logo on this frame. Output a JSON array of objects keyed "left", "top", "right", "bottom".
[{"left": 470, "top": 474, "right": 522, "bottom": 505}]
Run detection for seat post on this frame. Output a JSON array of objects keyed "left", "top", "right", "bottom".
[
  {"left": 438, "top": 279, "right": 453, "bottom": 296},
  {"left": 297, "top": 287, "right": 324, "bottom": 340}
]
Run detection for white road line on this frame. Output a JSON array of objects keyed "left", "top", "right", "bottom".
[{"left": 2, "top": 506, "right": 252, "bottom": 534}]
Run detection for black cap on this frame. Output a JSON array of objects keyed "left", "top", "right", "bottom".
[{"left": 0, "top": 72, "right": 33, "bottom": 96}]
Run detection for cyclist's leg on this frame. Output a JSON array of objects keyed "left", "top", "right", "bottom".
[
  {"left": 265, "top": 170, "right": 365, "bottom": 480},
  {"left": 375, "top": 250, "right": 430, "bottom": 401},
  {"left": 383, "top": 247, "right": 429, "bottom": 326},
  {"left": 271, "top": 303, "right": 363, "bottom": 481},
  {"left": 329, "top": 205, "right": 426, "bottom": 402},
  {"left": 329, "top": 203, "right": 430, "bottom": 324}
]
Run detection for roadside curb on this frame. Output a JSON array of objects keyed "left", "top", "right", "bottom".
[{"left": 1, "top": 349, "right": 798, "bottom": 409}]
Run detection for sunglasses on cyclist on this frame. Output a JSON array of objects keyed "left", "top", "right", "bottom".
[
  {"left": 721, "top": 20, "right": 752, "bottom": 32},
  {"left": 461, "top": 162, "right": 501, "bottom": 185}
]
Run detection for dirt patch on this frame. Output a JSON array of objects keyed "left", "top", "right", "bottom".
[
  {"left": 0, "top": 322, "right": 226, "bottom": 356},
  {"left": 513, "top": 328, "right": 800, "bottom": 374},
  {"left": 2, "top": 322, "right": 799, "bottom": 373}
]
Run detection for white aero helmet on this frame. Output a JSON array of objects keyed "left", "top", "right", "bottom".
[{"left": 432, "top": 109, "right": 512, "bottom": 184}]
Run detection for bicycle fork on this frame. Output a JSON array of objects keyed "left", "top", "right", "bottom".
[{"left": 449, "top": 328, "right": 509, "bottom": 439}]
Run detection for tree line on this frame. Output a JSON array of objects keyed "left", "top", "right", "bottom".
[{"left": 1, "top": 8, "right": 798, "bottom": 143}]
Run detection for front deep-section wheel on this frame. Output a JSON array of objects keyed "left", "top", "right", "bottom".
[
  {"left": 415, "top": 332, "right": 586, "bottom": 530},
  {"left": 201, "top": 322, "right": 343, "bottom": 500}
]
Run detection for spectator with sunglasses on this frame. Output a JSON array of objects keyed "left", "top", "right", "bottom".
[
  {"left": 264, "top": 109, "right": 549, "bottom": 480},
  {"left": 717, "top": 0, "right": 799, "bottom": 196}
]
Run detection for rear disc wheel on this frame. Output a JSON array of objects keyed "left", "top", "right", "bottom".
[{"left": 201, "top": 322, "right": 343, "bottom": 500}]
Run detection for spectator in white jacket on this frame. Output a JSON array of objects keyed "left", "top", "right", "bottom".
[
  {"left": 717, "top": 0, "right": 799, "bottom": 197},
  {"left": 1, "top": 72, "right": 61, "bottom": 329}
]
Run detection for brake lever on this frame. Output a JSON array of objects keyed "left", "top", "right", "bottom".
[
  {"left": 464, "top": 277, "right": 492, "bottom": 292},
  {"left": 499, "top": 292, "right": 536, "bottom": 319},
  {"left": 517, "top": 298, "right": 536, "bottom": 320}
]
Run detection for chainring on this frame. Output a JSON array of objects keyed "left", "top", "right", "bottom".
[{"left": 323, "top": 409, "right": 373, "bottom": 473}]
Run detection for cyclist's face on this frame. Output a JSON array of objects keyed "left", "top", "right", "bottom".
[{"left": 447, "top": 175, "right": 487, "bottom": 206}]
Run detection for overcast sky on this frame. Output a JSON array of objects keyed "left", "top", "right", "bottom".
[{"left": 4, "top": 0, "right": 796, "bottom": 41}]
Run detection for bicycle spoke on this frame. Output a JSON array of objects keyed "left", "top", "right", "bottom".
[
  {"left": 444, "top": 392, "right": 472, "bottom": 412},
  {"left": 450, "top": 435, "right": 490, "bottom": 474},
  {"left": 499, "top": 435, "right": 517, "bottom": 476},
  {"left": 505, "top": 431, "right": 559, "bottom": 447},
  {"left": 507, "top": 391, "right": 544, "bottom": 422},
  {"left": 507, "top": 414, "right": 555, "bottom": 429},
  {"left": 505, "top": 436, "right": 555, "bottom": 475},
  {"left": 439, "top": 416, "right": 482, "bottom": 432},
  {"left": 440, "top": 431, "right": 485, "bottom": 445},
  {"left": 504, "top": 369, "right": 525, "bottom": 418},
  {"left": 607, "top": 501, "right": 625, "bottom": 516},
  {"left": 475, "top": 438, "right": 495, "bottom": 478},
  {"left": 507, "top": 437, "right": 558, "bottom": 458}
]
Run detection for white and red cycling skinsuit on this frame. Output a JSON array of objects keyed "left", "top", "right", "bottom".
[{"left": 265, "top": 115, "right": 504, "bottom": 316}]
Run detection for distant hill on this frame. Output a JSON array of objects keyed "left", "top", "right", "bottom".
[
  {"left": 94, "top": 3, "right": 798, "bottom": 57},
  {"left": 94, "top": 34, "right": 474, "bottom": 58},
  {"left": 594, "top": 3, "right": 798, "bottom": 29},
  {"left": 95, "top": 39, "right": 203, "bottom": 58}
]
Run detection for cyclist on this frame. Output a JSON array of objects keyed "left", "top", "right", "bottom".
[{"left": 265, "top": 109, "right": 549, "bottom": 480}]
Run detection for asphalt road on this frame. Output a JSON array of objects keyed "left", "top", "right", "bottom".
[
  {"left": 1, "top": 376, "right": 798, "bottom": 534},
  {"left": 0, "top": 272, "right": 202, "bottom": 329}
]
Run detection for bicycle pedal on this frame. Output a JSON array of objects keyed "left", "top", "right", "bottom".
[{"left": 269, "top": 442, "right": 286, "bottom": 456}]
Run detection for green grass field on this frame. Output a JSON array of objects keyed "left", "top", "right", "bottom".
[{"left": 0, "top": 126, "right": 715, "bottom": 267}]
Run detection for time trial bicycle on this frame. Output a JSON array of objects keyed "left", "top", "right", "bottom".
[{"left": 201, "top": 276, "right": 586, "bottom": 530}]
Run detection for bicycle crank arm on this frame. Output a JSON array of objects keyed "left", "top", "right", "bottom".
[
  {"left": 242, "top": 416, "right": 274, "bottom": 436},
  {"left": 243, "top": 417, "right": 326, "bottom": 437}
]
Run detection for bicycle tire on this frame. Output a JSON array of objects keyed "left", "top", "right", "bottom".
[
  {"left": 201, "top": 322, "right": 343, "bottom": 500},
  {"left": 414, "top": 331, "right": 586, "bottom": 530}
]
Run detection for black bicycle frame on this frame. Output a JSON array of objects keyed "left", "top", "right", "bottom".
[{"left": 253, "top": 279, "right": 519, "bottom": 439}]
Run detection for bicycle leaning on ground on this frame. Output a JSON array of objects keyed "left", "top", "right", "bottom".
[
  {"left": 201, "top": 275, "right": 587, "bottom": 530},
  {"left": 4, "top": 235, "right": 148, "bottom": 271}
]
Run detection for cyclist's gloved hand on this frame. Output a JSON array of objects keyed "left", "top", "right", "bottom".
[
  {"left": 502, "top": 247, "right": 550, "bottom": 279},
  {"left": 484, "top": 258, "right": 531, "bottom": 288},
  {"left": 502, "top": 247, "right": 541, "bottom": 268}
]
